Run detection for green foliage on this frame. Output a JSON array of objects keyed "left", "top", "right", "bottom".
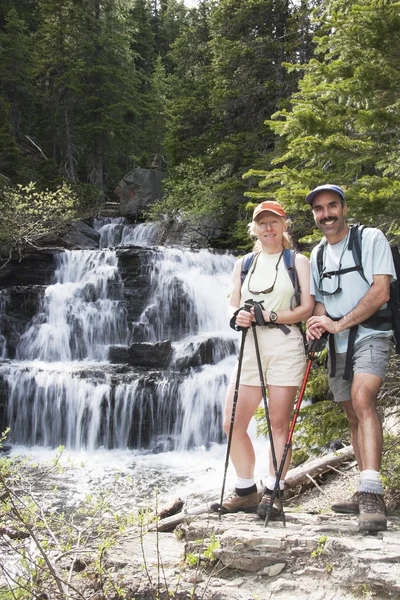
[
  {"left": 293, "top": 401, "right": 350, "bottom": 456},
  {"left": 381, "top": 433, "right": 400, "bottom": 494},
  {"left": 0, "top": 182, "right": 78, "bottom": 255},
  {"left": 311, "top": 535, "right": 328, "bottom": 558},
  {"left": 245, "top": 0, "right": 400, "bottom": 230}
]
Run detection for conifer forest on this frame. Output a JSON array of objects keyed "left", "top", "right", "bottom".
[{"left": 1, "top": 0, "right": 399, "bottom": 250}]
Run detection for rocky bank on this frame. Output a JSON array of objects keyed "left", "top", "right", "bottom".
[{"left": 108, "top": 467, "right": 400, "bottom": 600}]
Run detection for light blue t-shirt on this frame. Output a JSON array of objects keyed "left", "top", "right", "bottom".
[{"left": 310, "top": 227, "right": 396, "bottom": 353}]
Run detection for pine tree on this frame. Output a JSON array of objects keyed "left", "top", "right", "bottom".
[
  {"left": 0, "top": 8, "right": 36, "bottom": 182},
  {"left": 247, "top": 0, "right": 400, "bottom": 226},
  {"left": 34, "top": 0, "right": 143, "bottom": 192},
  {"left": 164, "top": 0, "right": 213, "bottom": 165}
]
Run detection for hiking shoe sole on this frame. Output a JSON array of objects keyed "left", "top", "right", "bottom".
[
  {"left": 359, "top": 516, "right": 387, "bottom": 533},
  {"left": 210, "top": 502, "right": 258, "bottom": 514},
  {"left": 331, "top": 492, "right": 359, "bottom": 515}
]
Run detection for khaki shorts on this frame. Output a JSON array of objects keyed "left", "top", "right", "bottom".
[
  {"left": 328, "top": 335, "right": 394, "bottom": 403},
  {"left": 230, "top": 325, "right": 306, "bottom": 387}
]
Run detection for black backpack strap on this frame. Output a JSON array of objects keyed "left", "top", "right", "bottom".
[
  {"left": 348, "top": 224, "right": 368, "bottom": 283},
  {"left": 283, "top": 249, "right": 301, "bottom": 309},
  {"left": 328, "top": 334, "right": 336, "bottom": 377},
  {"left": 327, "top": 321, "right": 357, "bottom": 381},
  {"left": 343, "top": 325, "right": 358, "bottom": 380},
  {"left": 241, "top": 252, "right": 257, "bottom": 287},
  {"left": 316, "top": 239, "right": 327, "bottom": 278}
]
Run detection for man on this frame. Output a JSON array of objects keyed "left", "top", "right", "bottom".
[{"left": 305, "top": 184, "right": 396, "bottom": 533}]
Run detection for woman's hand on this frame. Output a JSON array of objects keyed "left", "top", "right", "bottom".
[{"left": 235, "top": 308, "right": 253, "bottom": 329}]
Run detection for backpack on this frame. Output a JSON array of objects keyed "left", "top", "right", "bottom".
[
  {"left": 316, "top": 224, "right": 400, "bottom": 379},
  {"left": 241, "top": 248, "right": 301, "bottom": 310}
]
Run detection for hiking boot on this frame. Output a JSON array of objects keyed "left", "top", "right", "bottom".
[
  {"left": 358, "top": 492, "right": 388, "bottom": 533},
  {"left": 211, "top": 490, "right": 260, "bottom": 514},
  {"left": 331, "top": 492, "right": 360, "bottom": 515},
  {"left": 256, "top": 488, "right": 282, "bottom": 520}
]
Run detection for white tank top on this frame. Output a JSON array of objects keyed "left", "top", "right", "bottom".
[{"left": 241, "top": 251, "right": 294, "bottom": 313}]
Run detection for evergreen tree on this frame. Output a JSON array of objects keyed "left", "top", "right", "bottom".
[
  {"left": 164, "top": 0, "right": 213, "bottom": 165},
  {"left": 34, "top": 0, "right": 143, "bottom": 192},
  {"left": 0, "top": 8, "right": 36, "bottom": 182},
  {"left": 247, "top": 0, "right": 400, "bottom": 227}
]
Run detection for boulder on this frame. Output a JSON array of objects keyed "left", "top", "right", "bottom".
[
  {"left": 35, "top": 221, "right": 100, "bottom": 249},
  {"left": 127, "top": 340, "right": 173, "bottom": 369},
  {"left": 108, "top": 345, "right": 129, "bottom": 364},
  {"left": 0, "top": 251, "right": 57, "bottom": 287},
  {"left": 116, "top": 167, "right": 164, "bottom": 218}
]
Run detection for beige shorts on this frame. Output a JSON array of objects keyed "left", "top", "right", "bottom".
[{"left": 230, "top": 325, "right": 306, "bottom": 387}]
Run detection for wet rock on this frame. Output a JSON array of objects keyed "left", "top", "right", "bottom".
[
  {"left": 108, "top": 345, "right": 129, "bottom": 363},
  {"left": 0, "top": 250, "right": 57, "bottom": 287},
  {"left": 128, "top": 341, "right": 173, "bottom": 368},
  {"left": 35, "top": 221, "right": 100, "bottom": 249},
  {"left": 174, "top": 336, "right": 237, "bottom": 369}
]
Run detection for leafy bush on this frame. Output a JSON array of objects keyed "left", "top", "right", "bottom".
[{"left": 0, "top": 182, "right": 79, "bottom": 256}]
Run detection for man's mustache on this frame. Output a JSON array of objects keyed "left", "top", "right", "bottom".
[{"left": 320, "top": 217, "right": 338, "bottom": 225}]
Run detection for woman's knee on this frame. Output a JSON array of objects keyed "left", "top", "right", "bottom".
[
  {"left": 223, "top": 415, "right": 249, "bottom": 436},
  {"left": 269, "top": 416, "right": 289, "bottom": 437}
]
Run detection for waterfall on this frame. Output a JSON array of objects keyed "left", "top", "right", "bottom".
[
  {"left": 0, "top": 290, "right": 9, "bottom": 359},
  {"left": 16, "top": 250, "right": 127, "bottom": 362},
  {"left": 93, "top": 218, "right": 163, "bottom": 248},
  {"left": 130, "top": 248, "right": 235, "bottom": 343},
  {"left": 0, "top": 221, "right": 238, "bottom": 451}
]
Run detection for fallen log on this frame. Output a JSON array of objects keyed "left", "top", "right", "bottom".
[
  {"left": 156, "top": 445, "right": 355, "bottom": 532},
  {"left": 156, "top": 502, "right": 216, "bottom": 532},
  {"left": 285, "top": 444, "right": 354, "bottom": 489}
]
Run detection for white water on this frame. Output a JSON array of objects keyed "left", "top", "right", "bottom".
[
  {"left": 94, "top": 218, "right": 163, "bottom": 248},
  {"left": 0, "top": 219, "right": 275, "bottom": 518},
  {"left": 1, "top": 221, "right": 243, "bottom": 455},
  {"left": 16, "top": 250, "right": 127, "bottom": 362},
  {"left": 0, "top": 290, "right": 8, "bottom": 359}
]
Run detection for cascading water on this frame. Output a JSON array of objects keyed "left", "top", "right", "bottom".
[
  {"left": 16, "top": 250, "right": 128, "bottom": 362},
  {"left": 0, "top": 219, "right": 238, "bottom": 452},
  {"left": 0, "top": 290, "right": 8, "bottom": 359}
]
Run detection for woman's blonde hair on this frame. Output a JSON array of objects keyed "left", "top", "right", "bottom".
[{"left": 248, "top": 217, "right": 293, "bottom": 251}]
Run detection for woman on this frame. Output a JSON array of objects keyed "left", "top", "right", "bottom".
[{"left": 220, "top": 200, "right": 314, "bottom": 519}]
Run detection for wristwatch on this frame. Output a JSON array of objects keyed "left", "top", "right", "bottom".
[{"left": 269, "top": 310, "right": 278, "bottom": 323}]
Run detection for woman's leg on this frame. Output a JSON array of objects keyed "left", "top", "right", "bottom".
[
  {"left": 266, "top": 385, "right": 298, "bottom": 481},
  {"left": 223, "top": 382, "right": 262, "bottom": 479}
]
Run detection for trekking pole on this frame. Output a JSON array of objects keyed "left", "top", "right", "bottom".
[
  {"left": 264, "top": 336, "right": 326, "bottom": 527},
  {"left": 251, "top": 321, "right": 285, "bottom": 526},
  {"left": 217, "top": 305, "right": 251, "bottom": 520}
]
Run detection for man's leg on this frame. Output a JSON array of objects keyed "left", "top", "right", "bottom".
[
  {"left": 351, "top": 373, "right": 383, "bottom": 472},
  {"left": 350, "top": 336, "right": 392, "bottom": 532},
  {"left": 342, "top": 399, "right": 363, "bottom": 470}
]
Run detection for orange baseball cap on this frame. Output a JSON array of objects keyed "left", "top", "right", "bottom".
[{"left": 252, "top": 201, "right": 286, "bottom": 221}]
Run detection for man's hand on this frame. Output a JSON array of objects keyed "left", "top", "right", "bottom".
[{"left": 307, "top": 315, "right": 339, "bottom": 338}]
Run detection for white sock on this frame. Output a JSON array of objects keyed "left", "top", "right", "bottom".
[
  {"left": 359, "top": 470, "right": 383, "bottom": 495},
  {"left": 265, "top": 475, "right": 285, "bottom": 491},
  {"left": 235, "top": 477, "right": 255, "bottom": 489}
]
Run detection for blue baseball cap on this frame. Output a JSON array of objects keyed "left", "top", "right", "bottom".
[{"left": 305, "top": 184, "right": 345, "bottom": 206}]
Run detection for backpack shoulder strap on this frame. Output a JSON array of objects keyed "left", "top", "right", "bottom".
[
  {"left": 347, "top": 224, "right": 368, "bottom": 283},
  {"left": 316, "top": 238, "right": 327, "bottom": 276},
  {"left": 241, "top": 252, "right": 256, "bottom": 286},
  {"left": 283, "top": 248, "right": 301, "bottom": 309}
]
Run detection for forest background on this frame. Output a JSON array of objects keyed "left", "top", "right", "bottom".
[{"left": 1, "top": 0, "right": 400, "bottom": 490}]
